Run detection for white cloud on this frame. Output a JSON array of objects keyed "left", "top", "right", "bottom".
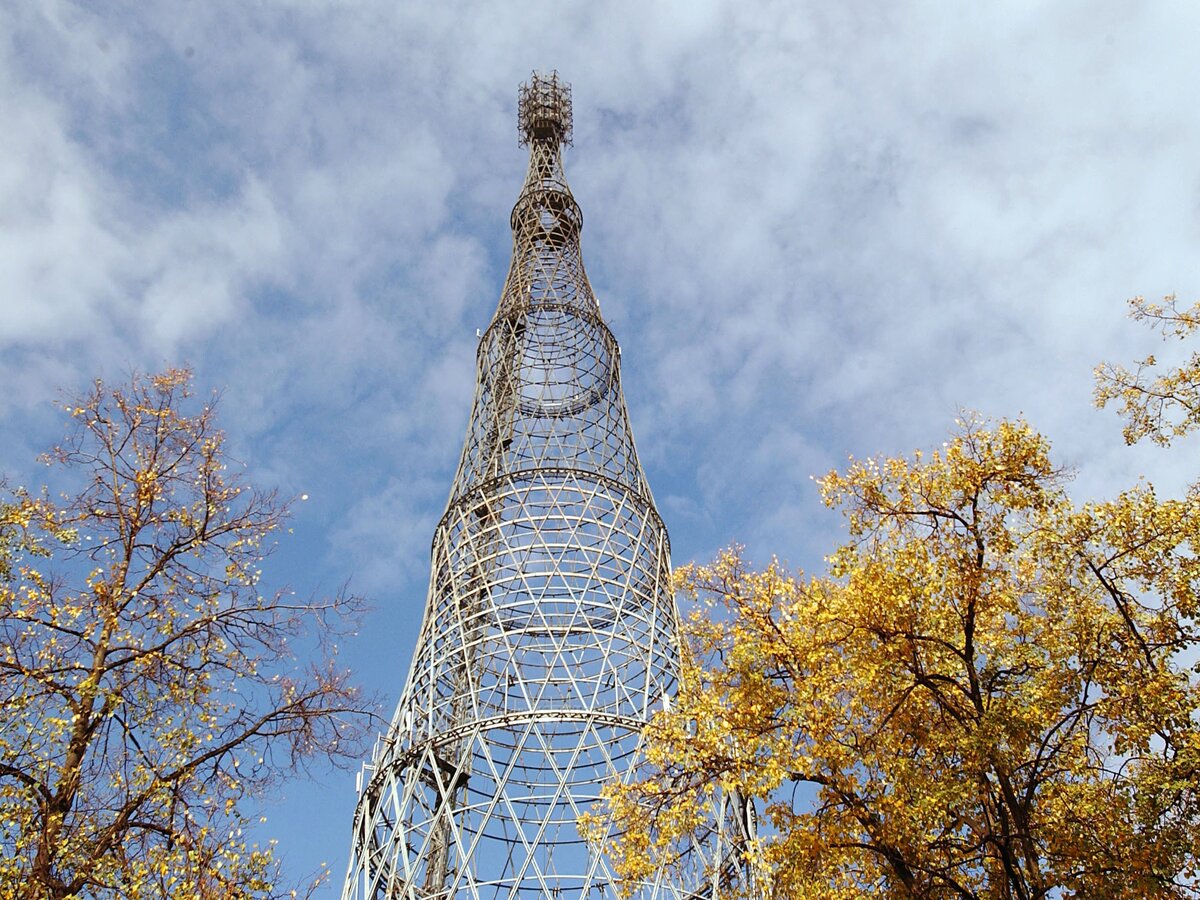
[{"left": 0, "top": 68, "right": 125, "bottom": 345}]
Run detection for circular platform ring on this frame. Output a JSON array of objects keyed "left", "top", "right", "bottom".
[{"left": 513, "top": 305, "right": 616, "bottom": 418}]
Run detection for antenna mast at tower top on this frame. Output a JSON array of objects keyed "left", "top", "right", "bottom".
[{"left": 518, "top": 71, "right": 573, "bottom": 147}]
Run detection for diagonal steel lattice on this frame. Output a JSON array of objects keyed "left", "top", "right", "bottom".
[{"left": 340, "top": 73, "right": 749, "bottom": 900}]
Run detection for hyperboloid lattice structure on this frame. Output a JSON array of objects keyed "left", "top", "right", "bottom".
[{"left": 341, "top": 74, "right": 736, "bottom": 899}]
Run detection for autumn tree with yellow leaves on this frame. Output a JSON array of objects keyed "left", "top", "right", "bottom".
[
  {"left": 597, "top": 299, "right": 1200, "bottom": 899},
  {"left": 0, "top": 370, "right": 372, "bottom": 899},
  {"left": 1095, "top": 294, "right": 1200, "bottom": 447}
]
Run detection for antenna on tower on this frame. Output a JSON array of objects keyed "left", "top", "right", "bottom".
[{"left": 518, "top": 70, "right": 573, "bottom": 147}]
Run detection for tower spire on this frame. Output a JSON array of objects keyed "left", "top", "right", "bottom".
[
  {"left": 339, "top": 76, "right": 730, "bottom": 900},
  {"left": 518, "top": 71, "right": 572, "bottom": 148}
]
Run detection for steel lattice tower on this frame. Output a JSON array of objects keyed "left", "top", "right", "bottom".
[{"left": 341, "top": 74, "right": 732, "bottom": 899}]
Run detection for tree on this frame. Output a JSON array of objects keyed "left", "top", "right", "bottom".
[
  {"left": 1094, "top": 294, "right": 1200, "bottom": 446},
  {"left": 598, "top": 312, "right": 1200, "bottom": 896},
  {"left": 0, "top": 370, "right": 371, "bottom": 899}
]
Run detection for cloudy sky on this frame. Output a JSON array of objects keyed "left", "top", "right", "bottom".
[{"left": 4, "top": 0, "right": 1199, "bottom": 891}]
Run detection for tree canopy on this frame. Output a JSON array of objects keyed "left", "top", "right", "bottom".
[
  {"left": 597, "top": 300, "right": 1200, "bottom": 899},
  {"left": 0, "top": 370, "right": 371, "bottom": 899},
  {"left": 1095, "top": 294, "right": 1200, "bottom": 447}
]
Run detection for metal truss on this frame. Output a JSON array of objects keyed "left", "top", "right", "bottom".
[{"left": 341, "top": 73, "right": 738, "bottom": 900}]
